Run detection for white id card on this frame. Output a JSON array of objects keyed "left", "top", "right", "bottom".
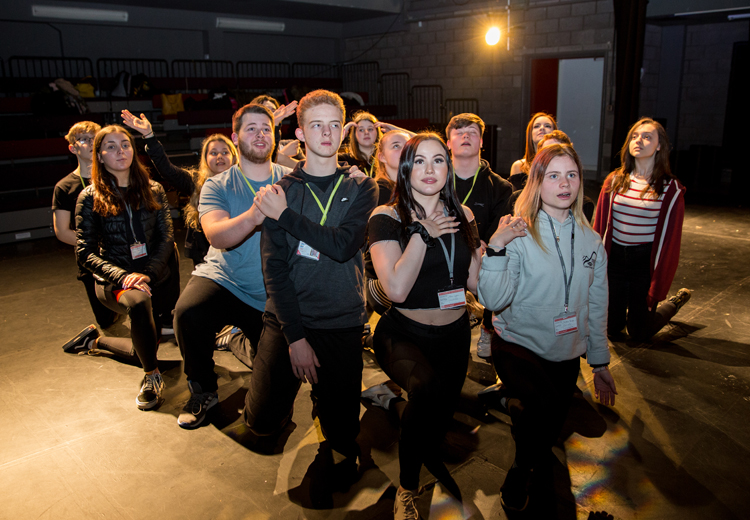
[
  {"left": 296, "top": 241, "right": 320, "bottom": 261},
  {"left": 130, "top": 242, "right": 147, "bottom": 259},
  {"left": 553, "top": 311, "right": 578, "bottom": 336},
  {"left": 438, "top": 287, "right": 467, "bottom": 310}
]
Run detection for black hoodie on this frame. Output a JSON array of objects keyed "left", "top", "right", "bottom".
[
  {"left": 453, "top": 159, "right": 513, "bottom": 243},
  {"left": 261, "top": 163, "right": 378, "bottom": 344}
]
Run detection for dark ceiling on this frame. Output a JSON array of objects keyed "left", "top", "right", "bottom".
[{"left": 71, "top": 0, "right": 401, "bottom": 22}]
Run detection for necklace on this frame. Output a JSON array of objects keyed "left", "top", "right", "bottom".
[{"left": 553, "top": 220, "right": 561, "bottom": 242}]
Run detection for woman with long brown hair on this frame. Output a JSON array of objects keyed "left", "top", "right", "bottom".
[
  {"left": 122, "top": 110, "right": 238, "bottom": 267},
  {"left": 340, "top": 111, "right": 383, "bottom": 176},
  {"left": 593, "top": 117, "right": 690, "bottom": 341},
  {"left": 365, "top": 133, "right": 482, "bottom": 519},
  {"left": 509, "top": 112, "right": 557, "bottom": 190},
  {"left": 73, "top": 125, "right": 178, "bottom": 410}
]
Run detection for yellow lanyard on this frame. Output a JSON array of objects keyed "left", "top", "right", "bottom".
[
  {"left": 305, "top": 174, "right": 344, "bottom": 225},
  {"left": 240, "top": 168, "right": 276, "bottom": 196},
  {"left": 453, "top": 166, "right": 481, "bottom": 205},
  {"left": 78, "top": 172, "right": 87, "bottom": 190}
]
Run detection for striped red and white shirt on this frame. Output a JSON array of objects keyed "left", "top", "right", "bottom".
[{"left": 611, "top": 177, "right": 665, "bottom": 245}]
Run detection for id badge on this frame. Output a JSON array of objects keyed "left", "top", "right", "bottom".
[
  {"left": 553, "top": 311, "right": 578, "bottom": 336},
  {"left": 130, "top": 242, "right": 147, "bottom": 260},
  {"left": 296, "top": 241, "right": 320, "bottom": 261},
  {"left": 437, "top": 285, "right": 466, "bottom": 310}
]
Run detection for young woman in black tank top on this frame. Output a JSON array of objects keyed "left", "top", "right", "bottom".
[{"left": 365, "top": 133, "right": 481, "bottom": 519}]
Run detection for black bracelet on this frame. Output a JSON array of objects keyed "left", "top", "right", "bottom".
[
  {"left": 405, "top": 222, "right": 435, "bottom": 247},
  {"left": 486, "top": 246, "right": 506, "bottom": 257}
]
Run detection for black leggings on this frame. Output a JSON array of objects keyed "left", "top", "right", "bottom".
[
  {"left": 492, "top": 334, "right": 580, "bottom": 470},
  {"left": 608, "top": 242, "right": 679, "bottom": 341},
  {"left": 373, "top": 308, "right": 470, "bottom": 490},
  {"left": 95, "top": 281, "right": 173, "bottom": 372},
  {"left": 81, "top": 271, "right": 118, "bottom": 328}
]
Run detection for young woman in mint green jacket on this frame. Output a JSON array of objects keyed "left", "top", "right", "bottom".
[{"left": 477, "top": 144, "right": 617, "bottom": 512}]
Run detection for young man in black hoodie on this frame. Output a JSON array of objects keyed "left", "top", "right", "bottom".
[
  {"left": 243, "top": 90, "right": 378, "bottom": 483},
  {"left": 446, "top": 113, "right": 513, "bottom": 359}
]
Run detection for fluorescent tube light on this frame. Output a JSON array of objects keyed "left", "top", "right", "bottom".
[
  {"left": 32, "top": 5, "right": 128, "bottom": 22},
  {"left": 215, "top": 17, "right": 285, "bottom": 32}
]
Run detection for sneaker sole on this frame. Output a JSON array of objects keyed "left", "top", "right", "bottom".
[
  {"left": 177, "top": 397, "right": 218, "bottom": 429},
  {"left": 136, "top": 396, "right": 162, "bottom": 411},
  {"left": 62, "top": 325, "right": 96, "bottom": 352}
]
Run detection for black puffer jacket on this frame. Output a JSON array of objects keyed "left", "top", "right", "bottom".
[{"left": 75, "top": 181, "right": 174, "bottom": 287}]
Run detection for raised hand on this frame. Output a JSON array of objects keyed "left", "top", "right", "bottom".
[
  {"left": 273, "top": 101, "right": 298, "bottom": 126},
  {"left": 121, "top": 110, "right": 153, "bottom": 136}
]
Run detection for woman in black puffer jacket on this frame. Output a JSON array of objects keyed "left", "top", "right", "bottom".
[{"left": 74, "top": 125, "right": 178, "bottom": 411}]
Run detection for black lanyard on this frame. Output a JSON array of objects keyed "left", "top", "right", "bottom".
[
  {"left": 114, "top": 186, "right": 140, "bottom": 244},
  {"left": 547, "top": 212, "right": 574, "bottom": 312}
]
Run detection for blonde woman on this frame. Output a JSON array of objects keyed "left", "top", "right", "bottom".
[{"left": 478, "top": 144, "right": 616, "bottom": 512}]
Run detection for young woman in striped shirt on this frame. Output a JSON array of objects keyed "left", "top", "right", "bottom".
[{"left": 594, "top": 118, "right": 690, "bottom": 341}]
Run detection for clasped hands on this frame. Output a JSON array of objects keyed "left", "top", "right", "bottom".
[{"left": 122, "top": 272, "right": 152, "bottom": 296}]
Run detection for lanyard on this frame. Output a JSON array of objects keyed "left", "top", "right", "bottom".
[
  {"left": 547, "top": 212, "right": 575, "bottom": 311},
  {"left": 306, "top": 174, "right": 344, "bottom": 225},
  {"left": 240, "top": 168, "right": 277, "bottom": 196},
  {"left": 436, "top": 229, "right": 456, "bottom": 285},
  {"left": 453, "top": 166, "right": 481, "bottom": 205},
  {"left": 78, "top": 172, "right": 87, "bottom": 190},
  {"left": 114, "top": 187, "right": 140, "bottom": 244}
]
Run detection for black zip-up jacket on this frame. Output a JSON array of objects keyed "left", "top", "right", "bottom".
[
  {"left": 454, "top": 159, "right": 513, "bottom": 243},
  {"left": 75, "top": 181, "right": 175, "bottom": 287},
  {"left": 261, "top": 164, "right": 378, "bottom": 344}
]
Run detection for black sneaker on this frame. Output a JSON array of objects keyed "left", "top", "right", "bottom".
[
  {"left": 136, "top": 372, "right": 164, "bottom": 410},
  {"left": 62, "top": 325, "right": 99, "bottom": 353},
  {"left": 668, "top": 288, "right": 691, "bottom": 311},
  {"left": 500, "top": 464, "right": 533, "bottom": 511},
  {"left": 177, "top": 381, "right": 218, "bottom": 429}
]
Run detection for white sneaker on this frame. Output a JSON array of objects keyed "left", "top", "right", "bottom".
[
  {"left": 394, "top": 487, "right": 419, "bottom": 520},
  {"left": 476, "top": 328, "right": 492, "bottom": 359},
  {"left": 361, "top": 381, "right": 401, "bottom": 410}
]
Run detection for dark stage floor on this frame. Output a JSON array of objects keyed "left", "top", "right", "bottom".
[{"left": 1, "top": 205, "right": 749, "bottom": 520}]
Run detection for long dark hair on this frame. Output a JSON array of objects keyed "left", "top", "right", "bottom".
[
  {"left": 91, "top": 125, "right": 159, "bottom": 217},
  {"left": 392, "top": 133, "right": 474, "bottom": 248},
  {"left": 607, "top": 117, "right": 674, "bottom": 198}
]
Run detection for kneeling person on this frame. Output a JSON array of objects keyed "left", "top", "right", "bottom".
[
  {"left": 175, "top": 103, "right": 290, "bottom": 429},
  {"left": 243, "top": 90, "right": 377, "bottom": 474}
]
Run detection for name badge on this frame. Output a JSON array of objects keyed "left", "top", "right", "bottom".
[
  {"left": 130, "top": 242, "right": 147, "bottom": 260},
  {"left": 296, "top": 241, "right": 320, "bottom": 261},
  {"left": 553, "top": 311, "right": 578, "bottom": 336},
  {"left": 438, "top": 286, "right": 466, "bottom": 310}
]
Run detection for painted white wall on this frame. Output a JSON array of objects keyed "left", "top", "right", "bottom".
[{"left": 556, "top": 57, "right": 605, "bottom": 174}]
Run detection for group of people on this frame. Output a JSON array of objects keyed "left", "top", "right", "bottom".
[{"left": 52, "top": 91, "right": 690, "bottom": 518}]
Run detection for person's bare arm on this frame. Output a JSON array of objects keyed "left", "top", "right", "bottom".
[
  {"left": 201, "top": 206, "right": 265, "bottom": 250},
  {"left": 53, "top": 210, "right": 76, "bottom": 246}
]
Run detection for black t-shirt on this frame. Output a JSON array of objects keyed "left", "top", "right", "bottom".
[
  {"left": 52, "top": 171, "right": 90, "bottom": 230},
  {"left": 368, "top": 208, "right": 479, "bottom": 310}
]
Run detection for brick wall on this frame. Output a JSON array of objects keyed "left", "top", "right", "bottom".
[
  {"left": 678, "top": 21, "right": 747, "bottom": 150},
  {"left": 639, "top": 24, "right": 662, "bottom": 120},
  {"left": 344, "top": 0, "right": 616, "bottom": 178}
]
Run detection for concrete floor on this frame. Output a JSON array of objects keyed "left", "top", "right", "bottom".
[{"left": 1, "top": 205, "right": 749, "bottom": 520}]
